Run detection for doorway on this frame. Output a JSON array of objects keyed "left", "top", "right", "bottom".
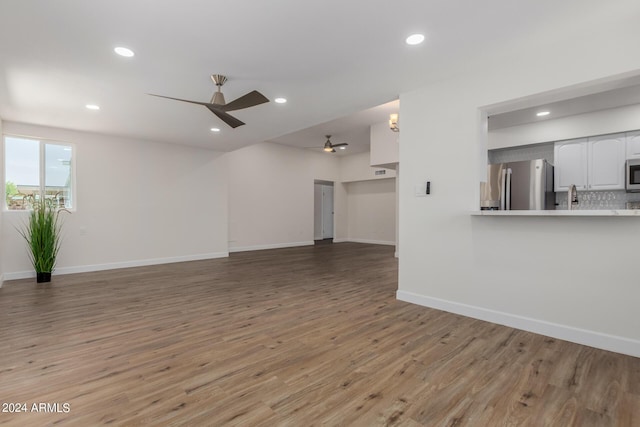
[{"left": 314, "top": 180, "right": 334, "bottom": 241}]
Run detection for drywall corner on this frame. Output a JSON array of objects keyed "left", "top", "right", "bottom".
[{"left": 0, "top": 116, "right": 3, "bottom": 287}]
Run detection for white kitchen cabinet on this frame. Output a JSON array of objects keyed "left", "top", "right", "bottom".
[
  {"left": 588, "top": 133, "right": 626, "bottom": 190},
  {"left": 626, "top": 130, "right": 640, "bottom": 159},
  {"left": 554, "top": 134, "right": 625, "bottom": 192},
  {"left": 554, "top": 138, "right": 588, "bottom": 191}
]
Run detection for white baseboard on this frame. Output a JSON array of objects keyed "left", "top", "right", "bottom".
[
  {"left": 229, "top": 241, "right": 314, "bottom": 253},
  {"left": 332, "top": 238, "right": 395, "bottom": 246},
  {"left": 3, "top": 252, "right": 229, "bottom": 281},
  {"left": 396, "top": 290, "right": 640, "bottom": 358}
]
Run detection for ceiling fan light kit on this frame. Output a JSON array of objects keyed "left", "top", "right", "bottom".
[
  {"left": 210, "top": 74, "right": 227, "bottom": 105},
  {"left": 322, "top": 135, "right": 348, "bottom": 153},
  {"left": 150, "top": 74, "right": 269, "bottom": 129}
]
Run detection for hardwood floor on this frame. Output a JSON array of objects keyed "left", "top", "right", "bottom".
[{"left": 0, "top": 243, "right": 638, "bottom": 426}]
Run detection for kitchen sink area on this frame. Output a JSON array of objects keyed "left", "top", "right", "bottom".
[
  {"left": 480, "top": 120, "right": 640, "bottom": 216},
  {"left": 477, "top": 88, "right": 640, "bottom": 217}
]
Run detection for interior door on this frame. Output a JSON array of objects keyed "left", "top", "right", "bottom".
[
  {"left": 313, "top": 184, "right": 323, "bottom": 240},
  {"left": 322, "top": 185, "right": 334, "bottom": 239}
]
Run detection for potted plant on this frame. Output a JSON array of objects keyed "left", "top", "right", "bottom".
[{"left": 18, "top": 198, "right": 66, "bottom": 283}]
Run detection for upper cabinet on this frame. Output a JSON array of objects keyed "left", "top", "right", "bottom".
[
  {"left": 554, "top": 139, "right": 588, "bottom": 191},
  {"left": 554, "top": 133, "right": 625, "bottom": 191},
  {"left": 588, "top": 133, "right": 626, "bottom": 190},
  {"left": 626, "top": 130, "right": 640, "bottom": 159}
]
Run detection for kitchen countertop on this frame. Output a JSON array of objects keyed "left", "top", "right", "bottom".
[{"left": 471, "top": 209, "right": 640, "bottom": 216}]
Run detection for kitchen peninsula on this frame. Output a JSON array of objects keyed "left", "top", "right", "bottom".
[{"left": 472, "top": 209, "right": 640, "bottom": 216}]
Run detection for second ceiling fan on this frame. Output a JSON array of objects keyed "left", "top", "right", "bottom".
[{"left": 322, "top": 135, "right": 348, "bottom": 153}]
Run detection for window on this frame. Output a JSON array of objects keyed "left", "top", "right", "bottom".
[{"left": 4, "top": 136, "right": 75, "bottom": 210}]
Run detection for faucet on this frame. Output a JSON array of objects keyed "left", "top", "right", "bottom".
[{"left": 568, "top": 184, "right": 579, "bottom": 210}]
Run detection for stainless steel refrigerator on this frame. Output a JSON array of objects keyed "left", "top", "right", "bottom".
[{"left": 480, "top": 159, "right": 555, "bottom": 210}]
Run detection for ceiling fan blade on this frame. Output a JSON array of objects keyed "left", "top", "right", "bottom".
[
  {"left": 331, "top": 143, "right": 348, "bottom": 147},
  {"left": 221, "top": 90, "right": 269, "bottom": 112},
  {"left": 148, "top": 93, "right": 210, "bottom": 107},
  {"left": 207, "top": 106, "right": 245, "bottom": 128}
]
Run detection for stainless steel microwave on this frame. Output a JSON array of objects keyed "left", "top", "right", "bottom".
[{"left": 626, "top": 159, "right": 640, "bottom": 192}]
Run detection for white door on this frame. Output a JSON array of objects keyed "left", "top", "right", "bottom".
[
  {"left": 313, "top": 184, "right": 323, "bottom": 240},
  {"left": 322, "top": 185, "right": 334, "bottom": 239}
]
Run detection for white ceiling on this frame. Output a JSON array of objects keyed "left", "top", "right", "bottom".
[
  {"left": 489, "top": 83, "right": 640, "bottom": 131},
  {"left": 269, "top": 100, "right": 399, "bottom": 156},
  {"left": 0, "top": 1, "right": 634, "bottom": 153}
]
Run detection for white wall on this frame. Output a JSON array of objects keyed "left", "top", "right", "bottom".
[
  {"left": 398, "top": 14, "right": 640, "bottom": 356},
  {"left": 340, "top": 151, "right": 396, "bottom": 182},
  {"left": 345, "top": 178, "right": 396, "bottom": 245},
  {"left": 227, "top": 144, "right": 398, "bottom": 251},
  {"left": 2, "top": 122, "right": 228, "bottom": 279},
  {"left": 489, "top": 103, "right": 640, "bottom": 149},
  {"left": 0, "top": 117, "right": 3, "bottom": 286},
  {"left": 370, "top": 121, "right": 399, "bottom": 167},
  {"left": 227, "top": 142, "right": 342, "bottom": 251},
  {"left": 336, "top": 152, "right": 397, "bottom": 247}
]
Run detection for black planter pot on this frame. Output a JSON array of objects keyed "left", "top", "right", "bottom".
[{"left": 36, "top": 272, "right": 52, "bottom": 283}]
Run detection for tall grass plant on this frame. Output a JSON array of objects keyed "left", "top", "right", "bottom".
[{"left": 18, "top": 198, "right": 66, "bottom": 276}]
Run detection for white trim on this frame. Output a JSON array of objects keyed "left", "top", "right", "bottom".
[
  {"left": 339, "top": 238, "right": 395, "bottom": 246},
  {"left": 229, "top": 241, "right": 314, "bottom": 253},
  {"left": 0, "top": 274, "right": 3, "bottom": 288},
  {"left": 396, "top": 290, "right": 640, "bottom": 358},
  {"left": 5, "top": 271, "right": 33, "bottom": 280},
  {"left": 331, "top": 238, "right": 396, "bottom": 246},
  {"left": 3, "top": 252, "right": 229, "bottom": 281}
]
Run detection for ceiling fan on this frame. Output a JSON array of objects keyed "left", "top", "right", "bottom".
[
  {"left": 149, "top": 74, "right": 269, "bottom": 128},
  {"left": 321, "top": 135, "right": 348, "bottom": 153}
]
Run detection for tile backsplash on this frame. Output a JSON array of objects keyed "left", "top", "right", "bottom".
[{"left": 555, "top": 190, "right": 640, "bottom": 210}]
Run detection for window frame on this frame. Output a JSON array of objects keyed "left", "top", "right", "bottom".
[{"left": 3, "top": 133, "right": 77, "bottom": 212}]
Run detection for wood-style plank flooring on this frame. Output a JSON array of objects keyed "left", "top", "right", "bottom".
[{"left": 0, "top": 243, "right": 638, "bottom": 426}]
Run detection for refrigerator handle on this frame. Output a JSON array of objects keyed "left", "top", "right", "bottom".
[
  {"left": 506, "top": 168, "right": 512, "bottom": 210},
  {"left": 500, "top": 168, "right": 506, "bottom": 210}
]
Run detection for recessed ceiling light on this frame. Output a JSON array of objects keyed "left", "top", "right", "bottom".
[
  {"left": 536, "top": 111, "right": 550, "bottom": 117},
  {"left": 85, "top": 104, "right": 100, "bottom": 110},
  {"left": 210, "top": 127, "right": 220, "bottom": 132},
  {"left": 405, "top": 34, "right": 425, "bottom": 45},
  {"left": 114, "top": 46, "right": 135, "bottom": 57},
  {"left": 274, "top": 97, "right": 287, "bottom": 104},
  {"left": 339, "top": 146, "right": 346, "bottom": 150}
]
